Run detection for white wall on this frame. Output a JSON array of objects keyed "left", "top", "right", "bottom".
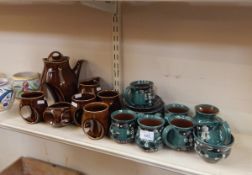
[
  {"left": 123, "top": 2, "right": 252, "bottom": 135},
  {"left": 0, "top": 4, "right": 112, "bottom": 87}
]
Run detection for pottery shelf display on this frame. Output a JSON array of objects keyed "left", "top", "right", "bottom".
[{"left": 0, "top": 51, "right": 234, "bottom": 164}]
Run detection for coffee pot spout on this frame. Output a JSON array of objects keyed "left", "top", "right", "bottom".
[{"left": 72, "top": 60, "right": 85, "bottom": 81}]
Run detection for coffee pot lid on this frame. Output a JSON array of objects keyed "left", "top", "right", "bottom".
[{"left": 47, "top": 51, "right": 68, "bottom": 62}]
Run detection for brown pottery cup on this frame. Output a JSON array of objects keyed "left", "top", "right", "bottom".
[
  {"left": 79, "top": 77, "right": 101, "bottom": 95},
  {"left": 43, "top": 102, "right": 74, "bottom": 127},
  {"left": 82, "top": 102, "right": 109, "bottom": 140},
  {"left": 71, "top": 93, "right": 96, "bottom": 126},
  {"left": 19, "top": 91, "right": 48, "bottom": 124},
  {"left": 97, "top": 90, "right": 121, "bottom": 113}
]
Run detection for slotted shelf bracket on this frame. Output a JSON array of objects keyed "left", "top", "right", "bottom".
[{"left": 112, "top": 2, "right": 122, "bottom": 93}]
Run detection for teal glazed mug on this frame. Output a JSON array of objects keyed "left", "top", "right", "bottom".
[
  {"left": 110, "top": 109, "right": 137, "bottom": 144},
  {"left": 196, "top": 119, "right": 231, "bottom": 145},
  {"left": 194, "top": 104, "right": 219, "bottom": 124},
  {"left": 162, "top": 114, "right": 194, "bottom": 151},
  {"left": 164, "top": 103, "right": 190, "bottom": 124},
  {"left": 135, "top": 113, "right": 165, "bottom": 152},
  {"left": 124, "top": 80, "right": 154, "bottom": 107}
]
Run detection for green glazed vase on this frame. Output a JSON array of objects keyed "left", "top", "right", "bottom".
[{"left": 194, "top": 104, "right": 219, "bottom": 124}]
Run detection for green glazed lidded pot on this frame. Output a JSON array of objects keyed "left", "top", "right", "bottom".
[
  {"left": 135, "top": 113, "right": 165, "bottom": 152},
  {"left": 194, "top": 104, "right": 232, "bottom": 146}
]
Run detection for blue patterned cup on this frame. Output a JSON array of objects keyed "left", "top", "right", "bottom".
[
  {"left": 135, "top": 113, "right": 165, "bottom": 152},
  {"left": 162, "top": 114, "right": 194, "bottom": 151},
  {"left": 0, "top": 77, "right": 15, "bottom": 111},
  {"left": 110, "top": 110, "right": 137, "bottom": 144}
]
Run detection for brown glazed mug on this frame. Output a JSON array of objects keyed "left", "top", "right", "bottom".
[
  {"left": 71, "top": 93, "right": 96, "bottom": 126},
  {"left": 97, "top": 90, "right": 121, "bottom": 113},
  {"left": 82, "top": 102, "right": 109, "bottom": 140},
  {"left": 19, "top": 91, "right": 48, "bottom": 124},
  {"left": 79, "top": 77, "right": 101, "bottom": 95},
  {"left": 43, "top": 102, "right": 74, "bottom": 127}
]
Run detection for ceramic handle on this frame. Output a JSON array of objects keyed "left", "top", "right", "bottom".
[
  {"left": 221, "top": 121, "right": 232, "bottom": 145},
  {"left": 82, "top": 119, "right": 105, "bottom": 140},
  {"left": 48, "top": 51, "right": 62, "bottom": 60},
  {"left": 162, "top": 125, "right": 178, "bottom": 150},
  {"left": 43, "top": 110, "right": 55, "bottom": 126},
  {"left": 60, "top": 109, "right": 72, "bottom": 126},
  {"left": 19, "top": 105, "right": 39, "bottom": 123},
  {"left": 109, "top": 122, "right": 117, "bottom": 135},
  {"left": 123, "top": 87, "right": 131, "bottom": 103},
  {"left": 73, "top": 108, "right": 83, "bottom": 126}
]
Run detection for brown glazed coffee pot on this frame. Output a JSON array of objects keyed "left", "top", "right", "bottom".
[{"left": 41, "top": 51, "right": 84, "bottom": 102}]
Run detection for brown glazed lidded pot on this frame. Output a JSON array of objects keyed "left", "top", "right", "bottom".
[{"left": 40, "top": 51, "right": 84, "bottom": 102}]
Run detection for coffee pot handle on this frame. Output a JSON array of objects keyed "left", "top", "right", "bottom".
[{"left": 162, "top": 125, "right": 178, "bottom": 150}]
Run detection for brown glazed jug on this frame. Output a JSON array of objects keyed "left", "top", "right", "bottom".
[{"left": 41, "top": 51, "right": 84, "bottom": 102}]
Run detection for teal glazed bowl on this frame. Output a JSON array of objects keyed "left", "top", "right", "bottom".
[{"left": 194, "top": 127, "right": 234, "bottom": 163}]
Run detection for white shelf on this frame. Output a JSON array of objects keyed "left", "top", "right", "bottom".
[
  {"left": 0, "top": 0, "right": 116, "bottom": 13},
  {"left": 0, "top": 103, "right": 251, "bottom": 175}
]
